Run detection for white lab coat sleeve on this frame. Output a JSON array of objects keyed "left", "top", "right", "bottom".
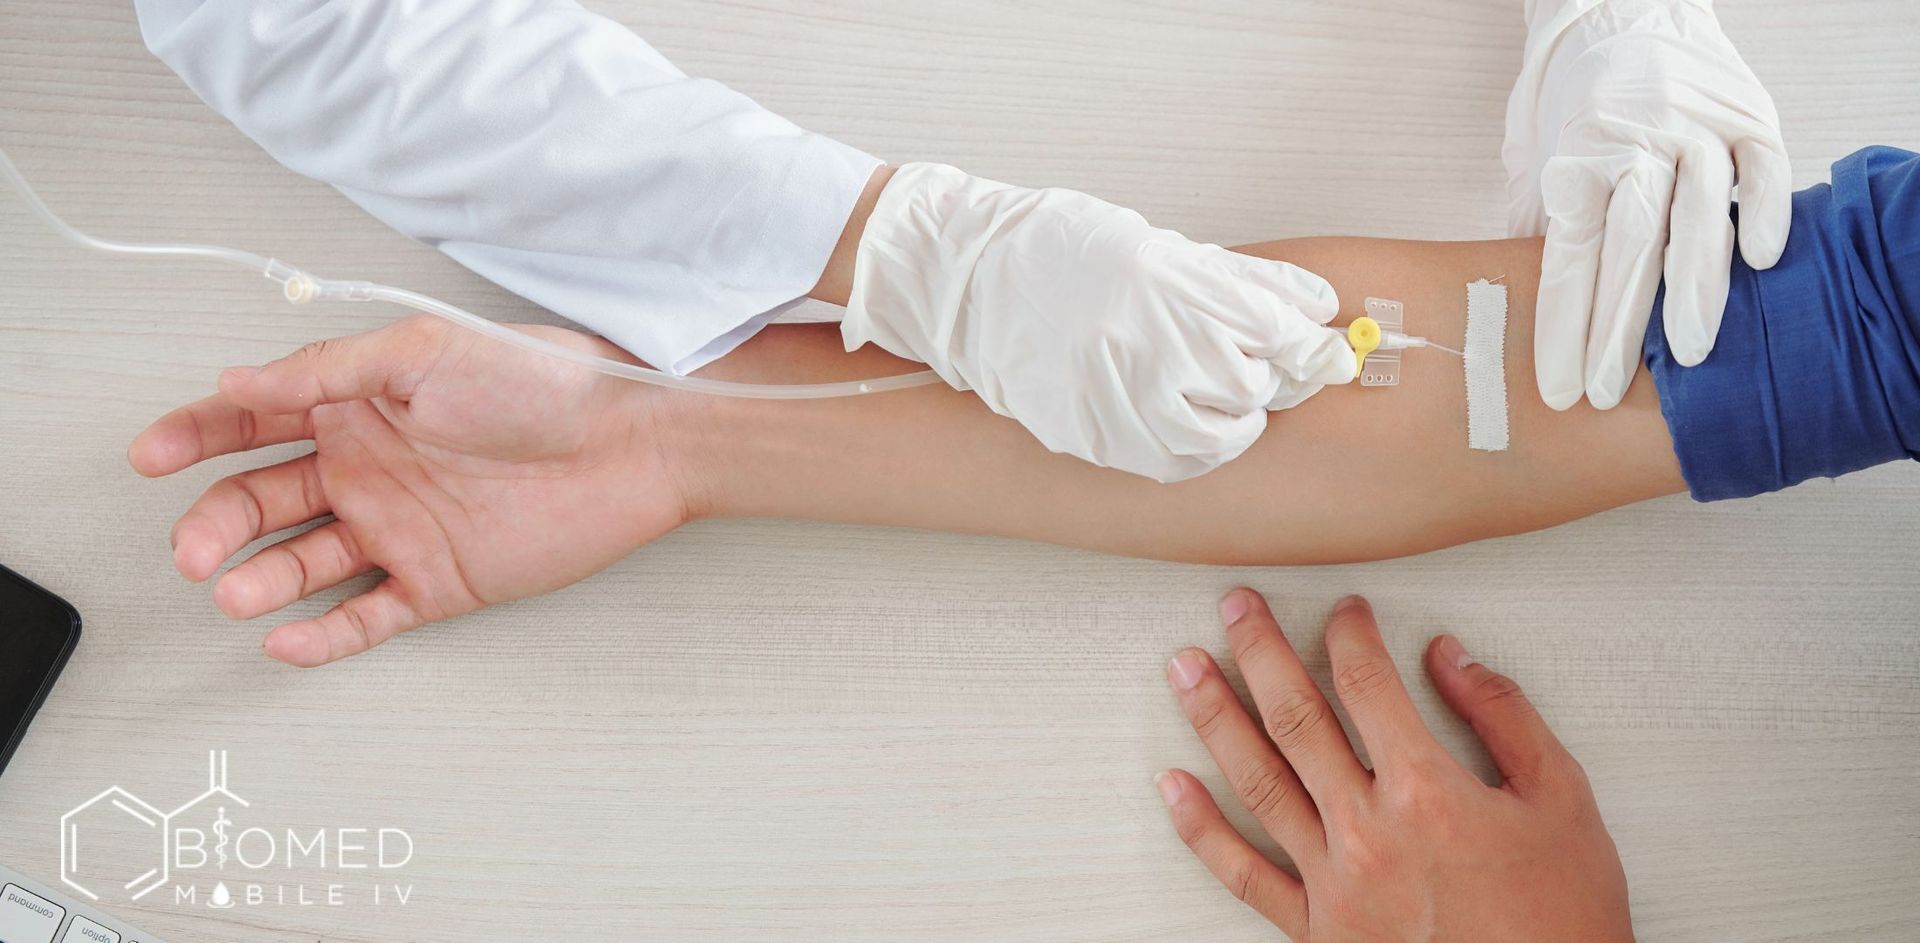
[{"left": 133, "top": 0, "right": 882, "bottom": 375}]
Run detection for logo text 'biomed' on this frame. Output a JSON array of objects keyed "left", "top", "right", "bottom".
[{"left": 60, "top": 751, "right": 416, "bottom": 910}]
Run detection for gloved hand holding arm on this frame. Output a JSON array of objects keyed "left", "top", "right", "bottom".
[
  {"left": 134, "top": 0, "right": 1354, "bottom": 483},
  {"left": 1506, "top": 0, "right": 1792, "bottom": 410}
]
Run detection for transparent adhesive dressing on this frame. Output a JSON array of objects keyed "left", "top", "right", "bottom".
[{"left": 0, "top": 145, "right": 942, "bottom": 400}]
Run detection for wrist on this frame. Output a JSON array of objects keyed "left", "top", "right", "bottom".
[
  {"left": 638, "top": 160, "right": 898, "bottom": 525},
  {"left": 637, "top": 321, "right": 927, "bottom": 525},
  {"left": 631, "top": 379, "right": 732, "bottom": 526},
  {"left": 633, "top": 335, "right": 836, "bottom": 525}
]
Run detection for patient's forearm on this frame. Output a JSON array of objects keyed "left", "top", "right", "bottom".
[{"left": 669, "top": 236, "right": 1685, "bottom": 564}]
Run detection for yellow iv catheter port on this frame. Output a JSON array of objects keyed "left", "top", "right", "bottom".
[
  {"left": 1348, "top": 315, "right": 1463, "bottom": 376},
  {"left": 0, "top": 144, "right": 943, "bottom": 400}
]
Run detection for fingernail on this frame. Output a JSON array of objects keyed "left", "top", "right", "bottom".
[
  {"left": 1439, "top": 634, "right": 1476, "bottom": 671},
  {"left": 1218, "top": 590, "right": 1251, "bottom": 625},
  {"left": 1155, "top": 771, "right": 1183, "bottom": 807},
  {"left": 1167, "top": 650, "right": 1205, "bottom": 691},
  {"left": 220, "top": 366, "right": 259, "bottom": 385},
  {"left": 1334, "top": 594, "right": 1369, "bottom": 615}
]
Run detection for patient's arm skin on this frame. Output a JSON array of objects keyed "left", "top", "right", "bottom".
[
  {"left": 133, "top": 235, "right": 1684, "bottom": 665},
  {"left": 678, "top": 236, "right": 1685, "bottom": 564}
]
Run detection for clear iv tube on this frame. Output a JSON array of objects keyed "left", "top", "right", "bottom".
[
  {"left": 1380, "top": 331, "right": 1464, "bottom": 358},
  {"left": 1407, "top": 337, "right": 1464, "bottom": 357},
  {"left": 0, "top": 145, "right": 943, "bottom": 400}
]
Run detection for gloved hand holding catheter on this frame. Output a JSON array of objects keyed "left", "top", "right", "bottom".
[
  {"left": 843, "top": 163, "right": 1357, "bottom": 481},
  {"left": 127, "top": 0, "right": 1357, "bottom": 485}
]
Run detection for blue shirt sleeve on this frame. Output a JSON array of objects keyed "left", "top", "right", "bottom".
[{"left": 1644, "top": 146, "right": 1920, "bottom": 501}]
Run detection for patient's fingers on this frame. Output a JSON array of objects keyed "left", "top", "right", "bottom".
[
  {"left": 170, "top": 453, "right": 329, "bottom": 582},
  {"left": 129, "top": 393, "right": 313, "bottom": 477},
  {"left": 220, "top": 319, "right": 442, "bottom": 416},
  {"left": 1158, "top": 768, "right": 1308, "bottom": 938},
  {"left": 263, "top": 578, "right": 424, "bottom": 668},
  {"left": 1224, "top": 589, "right": 1369, "bottom": 809},
  {"left": 214, "top": 521, "right": 372, "bottom": 620},
  {"left": 1169, "top": 646, "right": 1327, "bottom": 866},
  {"left": 1323, "top": 596, "right": 1445, "bottom": 773}
]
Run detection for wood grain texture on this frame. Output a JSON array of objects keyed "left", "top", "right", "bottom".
[{"left": 2, "top": 1, "right": 1918, "bottom": 940}]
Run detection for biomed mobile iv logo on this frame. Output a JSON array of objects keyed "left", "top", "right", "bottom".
[{"left": 60, "top": 751, "right": 416, "bottom": 909}]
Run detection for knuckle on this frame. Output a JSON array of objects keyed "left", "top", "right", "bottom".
[
  {"left": 295, "top": 337, "right": 338, "bottom": 366},
  {"left": 396, "top": 313, "right": 443, "bottom": 338},
  {"left": 1545, "top": 751, "right": 1592, "bottom": 794},
  {"left": 1224, "top": 858, "right": 1264, "bottom": 905},
  {"left": 327, "top": 527, "right": 360, "bottom": 577},
  {"left": 1262, "top": 689, "right": 1328, "bottom": 751},
  {"left": 282, "top": 539, "right": 313, "bottom": 594},
  {"left": 1064, "top": 323, "right": 1138, "bottom": 383},
  {"left": 336, "top": 601, "right": 375, "bottom": 654},
  {"left": 1231, "top": 757, "right": 1297, "bottom": 822},
  {"left": 1228, "top": 619, "right": 1268, "bottom": 652},
  {"left": 1472, "top": 671, "right": 1533, "bottom": 714},
  {"left": 1333, "top": 657, "right": 1397, "bottom": 706},
  {"left": 296, "top": 459, "right": 326, "bottom": 514},
  {"left": 393, "top": 315, "right": 453, "bottom": 356},
  {"left": 1335, "top": 831, "right": 1398, "bottom": 882},
  {"left": 289, "top": 339, "right": 343, "bottom": 399},
  {"left": 1561, "top": 752, "right": 1591, "bottom": 784},
  {"left": 1380, "top": 773, "right": 1458, "bottom": 824},
  {"left": 1320, "top": 894, "right": 1369, "bottom": 930},
  {"left": 1401, "top": 755, "right": 1459, "bottom": 787},
  {"left": 233, "top": 407, "right": 259, "bottom": 449},
  {"left": 1228, "top": 619, "right": 1283, "bottom": 663},
  {"left": 1172, "top": 810, "right": 1211, "bottom": 848},
  {"left": 1185, "top": 691, "right": 1236, "bottom": 741},
  {"left": 217, "top": 475, "right": 266, "bottom": 537}
]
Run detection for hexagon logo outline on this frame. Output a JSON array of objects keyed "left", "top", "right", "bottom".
[{"left": 59, "top": 751, "right": 250, "bottom": 902}]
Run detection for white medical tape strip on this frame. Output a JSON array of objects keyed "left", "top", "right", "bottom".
[{"left": 1464, "top": 279, "right": 1509, "bottom": 452}]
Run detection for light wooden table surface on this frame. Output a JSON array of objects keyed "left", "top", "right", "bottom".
[{"left": 2, "top": 2, "right": 1917, "bottom": 941}]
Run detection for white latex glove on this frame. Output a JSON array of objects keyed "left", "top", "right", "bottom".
[
  {"left": 842, "top": 163, "right": 1355, "bottom": 484},
  {"left": 1506, "top": 0, "right": 1792, "bottom": 410}
]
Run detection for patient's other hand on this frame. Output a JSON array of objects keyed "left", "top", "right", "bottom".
[
  {"left": 130, "top": 316, "right": 691, "bottom": 667},
  {"left": 1160, "top": 590, "right": 1633, "bottom": 941}
]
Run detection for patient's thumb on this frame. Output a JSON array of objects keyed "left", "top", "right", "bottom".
[{"left": 220, "top": 324, "right": 431, "bottom": 414}]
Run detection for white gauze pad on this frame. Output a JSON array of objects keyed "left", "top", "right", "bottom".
[{"left": 1464, "top": 279, "right": 1509, "bottom": 452}]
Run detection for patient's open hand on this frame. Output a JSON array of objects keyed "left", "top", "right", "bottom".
[
  {"left": 1161, "top": 590, "right": 1633, "bottom": 941},
  {"left": 130, "top": 316, "right": 690, "bottom": 667}
]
